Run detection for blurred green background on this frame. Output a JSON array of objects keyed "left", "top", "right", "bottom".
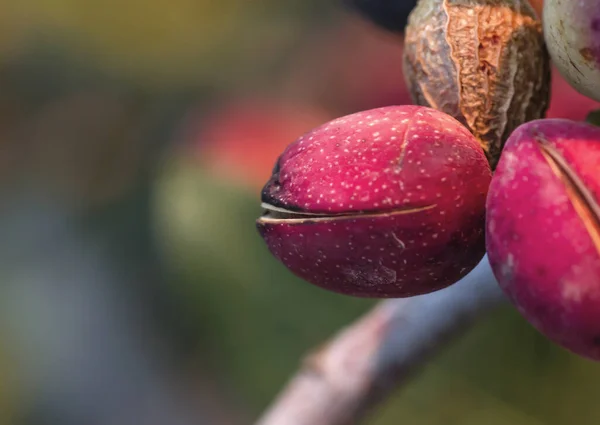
[{"left": 1, "top": 1, "right": 600, "bottom": 424}]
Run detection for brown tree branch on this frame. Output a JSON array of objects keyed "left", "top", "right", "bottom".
[{"left": 256, "top": 255, "right": 506, "bottom": 425}]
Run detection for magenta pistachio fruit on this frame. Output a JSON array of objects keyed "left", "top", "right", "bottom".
[
  {"left": 487, "top": 119, "right": 600, "bottom": 360},
  {"left": 256, "top": 105, "right": 492, "bottom": 298},
  {"left": 544, "top": 0, "right": 600, "bottom": 101}
]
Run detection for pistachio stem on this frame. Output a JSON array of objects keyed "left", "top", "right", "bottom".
[{"left": 255, "top": 255, "right": 505, "bottom": 425}]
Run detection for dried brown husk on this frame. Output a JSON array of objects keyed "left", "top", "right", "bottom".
[{"left": 403, "top": 0, "right": 551, "bottom": 168}]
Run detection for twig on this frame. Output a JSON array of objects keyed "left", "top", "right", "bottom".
[{"left": 256, "top": 255, "right": 506, "bottom": 425}]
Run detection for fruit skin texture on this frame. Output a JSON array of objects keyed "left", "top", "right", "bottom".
[
  {"left": 257, "top": 105, "right": 492, "bottom": 298},
  {"left": 544, "top": 0, "right": 600, "bottom": 102},
  {"left": 403, "top": 0, "right": 551, "bottom": 169},
  {"left": 486, "top": 119, "right": 600, "bottom": 360}
]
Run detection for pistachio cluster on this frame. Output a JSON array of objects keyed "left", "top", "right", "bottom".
[{"left": 256, "top": 0, "right": 600, "bottom": 360}]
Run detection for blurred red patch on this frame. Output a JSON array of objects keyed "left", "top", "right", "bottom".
[
  {"left": 283, "top": 17, "right": 412, "bottom": 114},
  {"left": 184, "top": 99, "right": 331, "bottom": 189},
  {"left": 547, "top": 67, "right": 600, "bottom": 120},
  {"left": 320, "top": 20, "right": 412, "bottom": 112}
]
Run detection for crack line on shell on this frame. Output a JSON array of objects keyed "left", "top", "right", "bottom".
[
  {"left": 396, "top": 108, "right": 417, "bottom": 172},
  {"left": 257, "top": 204, "right": 437, "bottom": 225},
  {"left": 535, "top": 134, "right": 600, "bottom": 256}
]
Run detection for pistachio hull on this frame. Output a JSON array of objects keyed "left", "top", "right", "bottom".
[
  {"left": 403, "top": 0, "right": 551, "bottom": 168},
  {"left": 544, "top": 0, "right": 600, "bottom": 102},
  {"left": 257, "top": 105, "right": 491, "bottom": 298},
  {"left": 486, "top": 119, "right": 600, "bottom": 360},
  {"left": 258, "top": 206, "right": 485, "bottom": 298}
]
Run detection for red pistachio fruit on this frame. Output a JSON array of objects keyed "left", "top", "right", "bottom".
[
  {"left": 486, "top": 119, "right": 600, "bottom": 360},
  {"left": 256, "top": 105, "right": 492, "bottom": 298}
]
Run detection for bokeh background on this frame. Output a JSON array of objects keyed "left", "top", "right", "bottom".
[{"left": 1, "top": 1, "right": 600, "bottom": 424}]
